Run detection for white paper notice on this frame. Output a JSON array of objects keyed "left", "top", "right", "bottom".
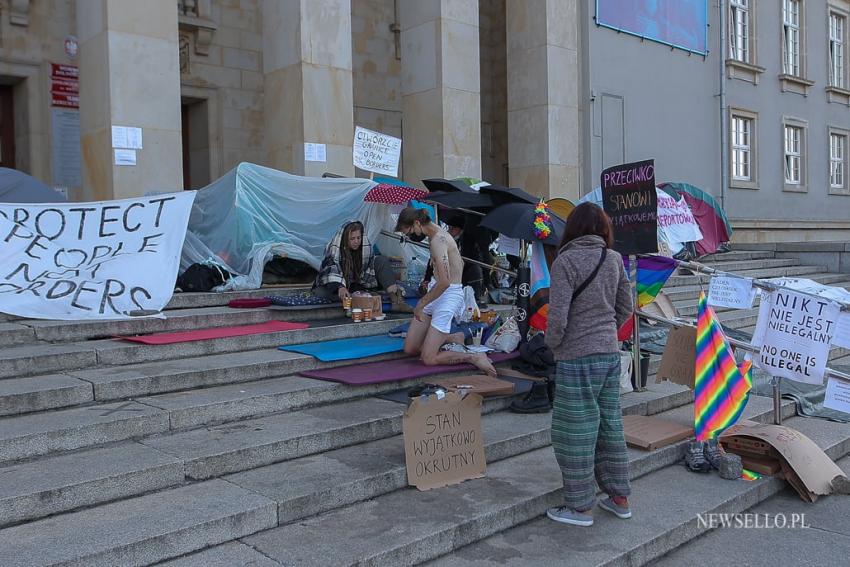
[
  {"left": 114, "top": 149, "right": 137, "bottom": 166},
  {"left": 832, "top": 312, "right": 850, "bottom": 349},
  {"left": 756, "top": 288, "right": 840, "bottom": 385},
  {"left": 707, "top": 275, "right": 757, "bottom": 310},
  {"left": 304, "top": 143, "right": 327, "bottom": 162},
  {"left": 111, "top": 126, "right": 128, "bottom": 149},
  {"left": 126, "top": 127, "right": 143, "bottom": 149},
  {"left": 824, "top": 377, "right": 850, "bottom": 414},
  {"left": 498, "top": 237, "right": 520, "bottom": 257},
  {"left": 353, "top": 126, "right": 402, "bottom": 176}
]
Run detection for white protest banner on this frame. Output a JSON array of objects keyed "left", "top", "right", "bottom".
[
  {"left": 655, "top": 189, "right": 702, "bottom": 250},
  {"left": 707, "top": 275, "right": 756, "bottom": 310},
  {"left": 824, "top": 377, "right": 850, "bottom": 414},
  {"left": 0, "top": 192, "right": 195, "bottom": 320},
  {"left": 755, "top": 289, "right": 840, "bottom": 385},
  {"left": 832, "top": 312, "right": 850, "bottom": 349},
  {"left": 353, "top": 126, "right": 401, "bottom": 177}
]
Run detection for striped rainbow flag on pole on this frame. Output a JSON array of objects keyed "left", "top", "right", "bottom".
[
  {"left": 622, "top": 256, "right": 678, "bottom": 307},
  {"left": 695, "top": 291, "right": 753, "bottom": 441}
]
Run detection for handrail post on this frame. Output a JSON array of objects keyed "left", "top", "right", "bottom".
[{"left": 630, "top": 255, "right": 643, "bottom": 391}]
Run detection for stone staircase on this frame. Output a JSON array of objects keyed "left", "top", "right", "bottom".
[{"left": 0, "top": 249, "right": 848, "bottom": 566}]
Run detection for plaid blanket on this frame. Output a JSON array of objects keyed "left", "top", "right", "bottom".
[{"left": 313, "top": 222, "right": 377, "bottom": 291}]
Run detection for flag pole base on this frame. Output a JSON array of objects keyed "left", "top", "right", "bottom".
[{"left": 772, "top": 376, "right": 782, "bottom": 425}]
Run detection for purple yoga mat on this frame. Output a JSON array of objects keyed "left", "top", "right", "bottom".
[{"left": 300, "top": 351, "right": 520, "bottom": 385}]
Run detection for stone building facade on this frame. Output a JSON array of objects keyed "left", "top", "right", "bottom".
[{"left": 1, "top": 0, "right": 848, "bottom": 242}]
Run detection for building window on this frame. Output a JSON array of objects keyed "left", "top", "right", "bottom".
[
  {"left": 831, "top": 132, "right": 846, "bottom": 189},
  {"left": 784, "top": 124, "right": 803, "bottom": 185},
  {"left": 730, "top": 0, "right": 751, "bottom": 63},
  {"left": 783, "top": 0, "right": 801, "bottom": 76},
  {"left": 830, "top": 13, "right": 846, "bottom": 88},
  {"left": 731, "top": 116, "right": 752, "bottom": 181}
]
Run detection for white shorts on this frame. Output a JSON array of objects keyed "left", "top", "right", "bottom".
[{"left": 423, "top": 283, "right": 465, "bottom": 334}]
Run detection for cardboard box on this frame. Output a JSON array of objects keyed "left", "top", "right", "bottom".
[
  {"left": 622, "top": 415, "right": 694, "bottom": 451},
  {"left": 721, "top": 421, "right": 846, "bottom": 502},
  {"left": 351, "top": 293, "right": 382, "bottom": 317},
  {"left": 403, "top": 391, "right": 486, "bottom": 491},
  {"left": 739, "top": 455, "right": 782, "bottom": 476},
  {"left": 430, "top": 375, "right": 515, "bottom": 397},
  {"left": 656, "top": 325, "right": 696, "bottom": 388}
]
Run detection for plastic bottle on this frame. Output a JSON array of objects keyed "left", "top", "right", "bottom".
[{"left": 407, "top": 255, "right": 425, "bottom": 290}]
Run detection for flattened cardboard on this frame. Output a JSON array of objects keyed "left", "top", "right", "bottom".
[
  {"left": 430, "top": 375, "right": 515, "bottom": 397},
  {"left": 656, "top": 325, "right": 696, "bottom": 388},
  {"left": 642, "top": 290, "right": 677, "bottom": 320},
  {"left": 721, "top": 421, "right": 845, "bottom": 501},
  {"left": 622, "top": 414, "right": 694, "bottom": 451},
  {"left": 496, "top": 367, "right": 547, "bottom": 383},
  {"left": 403, "top": 391, "right": 486, "bottom": 491}
]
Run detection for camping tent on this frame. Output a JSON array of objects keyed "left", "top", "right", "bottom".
[
  {"left": 0, "top": 168, "right": 66, "bottom": 203},
  {"left": 181, "top": 163, "right": 392, "bottom": 290},
  {"left": 658, "top": 182, "right": 731, "bottom": 255}
]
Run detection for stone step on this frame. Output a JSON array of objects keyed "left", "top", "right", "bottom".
[
  {"left": 0, "top": 323, "right": 36, "bottom": 347},
  {"left": 666, "top": 264, "right": 824, "bottom": 288},
  {"left": 0, "top": 441, "right": 184, "bottom": 527},
  {"left": 425, "top": 411, "right": 850, "bottom": 567},
  {"left": 661, "top": 272, "right": 850, "bottom": 301},
  {"left": 158, "top": 542, "right": 281, "bottom": 567},
  {"left": 165, "top": 285, "right": 309, "bottom": 310},
  {"left": 0, "top": 374, "right": 93, "bottom": 417},
  {"left": 0, "top": 479, "right": 278, "bottom": 567},
  {"left": 698, "top": 250, "right": 776, "bottom": 262},
  {"left": 0, "top": 401, "right": 170, "bottom": 462},
  {"left": 0, "top": 316, "right": 407, "bottom": 380},
  {"left": 15, "top": 304, "right": 324, "bottom": 344},
  {"left": 235, "top": 396, "right": 799, "bottom": 567}
]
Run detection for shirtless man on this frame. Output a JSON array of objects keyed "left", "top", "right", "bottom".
[{"left": 395, "top": 207, "right": 496, "bottom": 377}]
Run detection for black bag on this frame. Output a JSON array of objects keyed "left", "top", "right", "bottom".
[
  {"left": 176, "top": 263, "right": 230, "bottom": 292},
  {"left": 519, "top": 332, "right": 555, "bottom": 370}
]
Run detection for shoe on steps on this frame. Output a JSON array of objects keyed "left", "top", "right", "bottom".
[
  {"left": 509, "top": 382, "right": 552, "bottom": 414},
  {"left": 704, "top": 439, "right": 742, "bottom": 479},
  {"left": 547, "top": 506, "right": 593, "bottom": 526},
  {"left": 598, "top": 497, "right": 632, "bottom": 519},
  {"left": 685, "top": 441, "right": 712, "bottom": 473}
]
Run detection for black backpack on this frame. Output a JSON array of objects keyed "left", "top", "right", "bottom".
[{"left": 176, "top": 263, "right": 230, "bottom": 292}]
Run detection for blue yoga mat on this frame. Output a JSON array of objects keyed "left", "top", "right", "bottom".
[{"left": 279, "top": 335, "right": 405, "bottom": 362}]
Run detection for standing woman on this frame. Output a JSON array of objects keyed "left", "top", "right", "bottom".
[{"left": 545, "top": 202, "right": 634, "bottom": 527}]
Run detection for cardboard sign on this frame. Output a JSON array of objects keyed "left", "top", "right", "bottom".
[
  {"left": 824, "top": 377, "right": 850, "bottom": 414},
  {"left": 656, "top": 325, "right": 696, "bottom": 388},
  {"left": 0, "top": 193, "right": 195, "bottom": 320},
  {"left": 601, "top": 159, "right": 658, "bottom": 256},
  {"left": 622, "top": 414, "right": 693, "bottom": 451},
  {"left": 755, "top": 289, "right": 840, "bottom": 385},
  {"left": 708, "top": 275, "right": 756, "bottom": 310},
  {"left": 403, "top": 391, "right": 486, "bottom": 490},
  {"left": 721, "top": 421, "right": 846, "bottom": 501},
  {"left": 353, "top": 126, "right": 402, "bottom": 177}
]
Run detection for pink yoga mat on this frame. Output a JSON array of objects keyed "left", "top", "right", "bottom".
[
  {"left": 119, "top": 320, "right": 309, "bottom": 345},
  {"left": 300, "top": 351, "right": 519, "bottom": 385}
]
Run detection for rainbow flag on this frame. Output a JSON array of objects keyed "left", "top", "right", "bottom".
[
  {"left": 529, "top": 241, "right": 550, "bottom": 331},
  {"left": 695, "top": 292, "right": 753, "bottom": 441},
  {"left": 741, "top": 469, "right": 762, "bottom": 481},
  {"left": 622, "top": 256, "right": 677, "bottom": 307},
  {"left": 618, "top": 256, "right": 677, "bottom": 340}
]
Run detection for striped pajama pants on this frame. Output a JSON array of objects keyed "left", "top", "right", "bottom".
[{"left": 551, "top": 354, "right": 631, "bottom": 512}]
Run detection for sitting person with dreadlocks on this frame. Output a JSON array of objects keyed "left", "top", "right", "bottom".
[{"left": 313, "top": 220, "right": 411, "bottom": 311}]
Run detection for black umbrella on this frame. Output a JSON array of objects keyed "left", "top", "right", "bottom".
[
  {"left": 478, "top": 184, "right": 538, "bottom": 206},
  {"left": 425, "top": 190, "right": 494, "bottom": 210},
  {"left": 480, "top": 202, "right": 566, "bottom": 246},
  {"left": 422, "top": 178, "right": 475, "bottom": 193}
]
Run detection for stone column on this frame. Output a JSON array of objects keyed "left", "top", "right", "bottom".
[
  {"left": 263, "top": 0, "right": 355, "bottom": 178},
  {"left": 400, "top": 0, "right": 481, "bottom": 185},
  {"left": 506, "top": 0, "right": 581, "bottom": 200},
  {"left": 77, "top": 0, "right": 183, "bottom": 200}
]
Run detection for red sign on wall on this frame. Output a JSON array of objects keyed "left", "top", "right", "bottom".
[{"left": 51, "top": 63, "right": 79, "bottom": 109}]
